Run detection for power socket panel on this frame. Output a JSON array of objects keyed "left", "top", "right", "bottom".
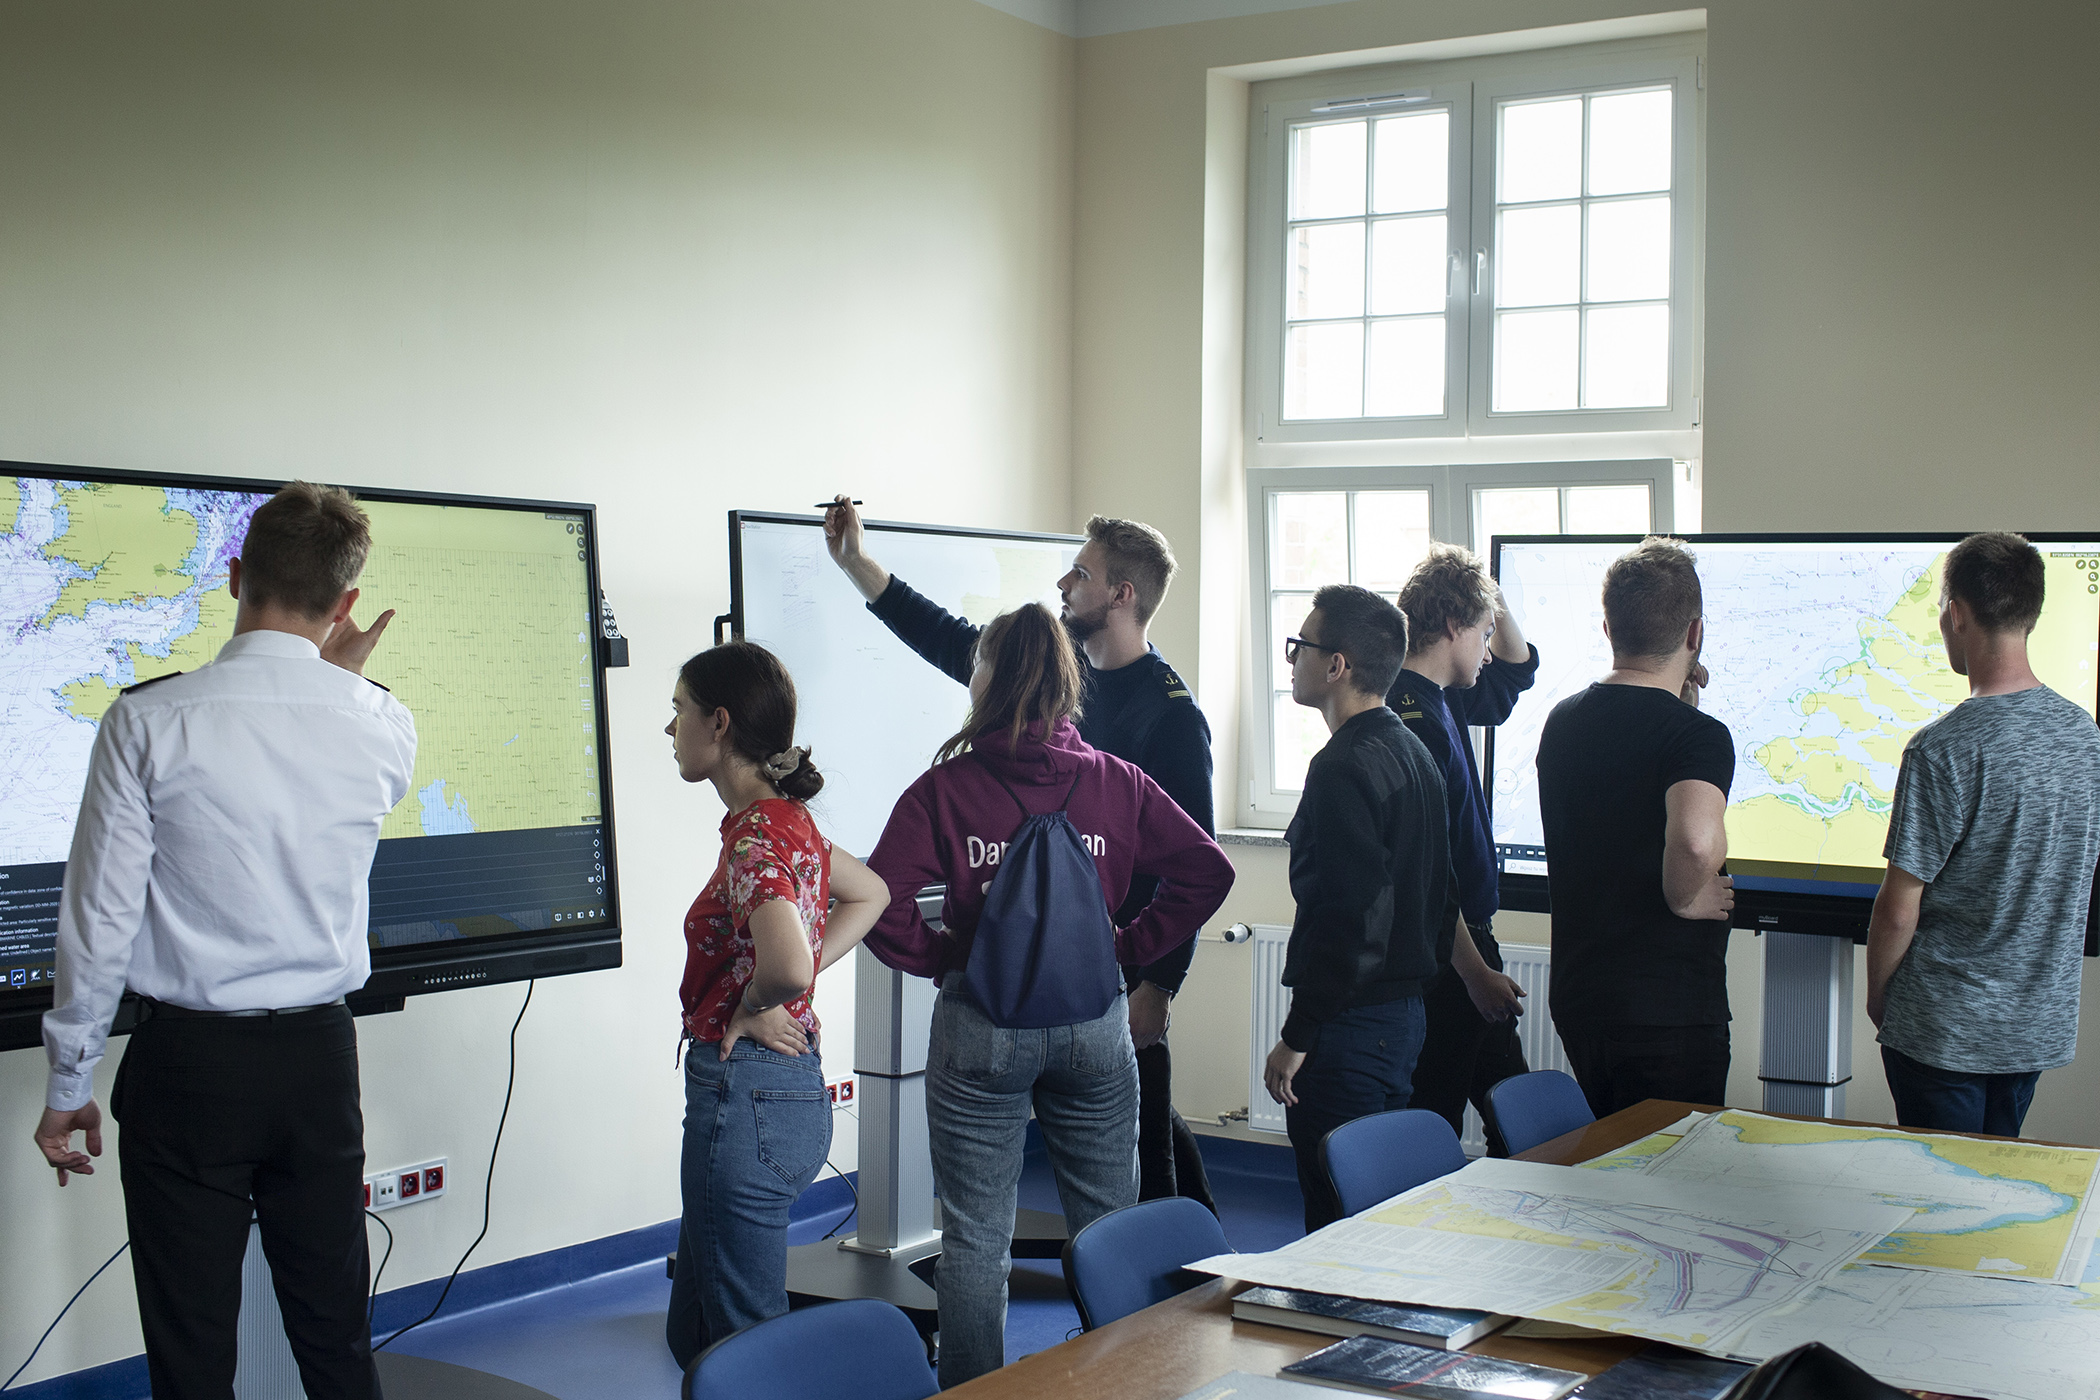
[{"left": 364, "top": 1157, "right": 449, "bottom": 1212}]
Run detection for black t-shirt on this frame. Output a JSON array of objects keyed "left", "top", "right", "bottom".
[{"left": 1536, "top": 683, "right": 1736, "bottom": 1028}]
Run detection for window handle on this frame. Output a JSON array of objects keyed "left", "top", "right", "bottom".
[{"left": 1474, "top": 249, "right": 1488, "bottom": 297}]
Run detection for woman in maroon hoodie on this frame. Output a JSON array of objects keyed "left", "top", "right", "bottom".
[{"left": 863, "top": 603, "right": 1234, "bottom": 1387}]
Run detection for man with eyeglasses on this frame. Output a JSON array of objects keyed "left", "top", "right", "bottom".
[{"left": 1263, "top": 586, "right": 1462, "bottom": 1232}]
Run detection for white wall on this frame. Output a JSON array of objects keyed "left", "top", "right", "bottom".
[
  {"left": 1068, "top": 0, "right": 2100, "bottom": 1144},
  {"left": 0, "top": 0, "right": 1075, "bottom": 1383}
]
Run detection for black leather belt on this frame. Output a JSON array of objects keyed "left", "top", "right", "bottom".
[{"left": 138, "top": 996, "right": 347, "bottom": 1021}]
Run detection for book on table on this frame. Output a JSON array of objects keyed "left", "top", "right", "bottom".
[
  {"left": 1280, "top": 1334, "right": 1586, "bottom": 1400},
  {"left": 1232, "top": 1286, "right": 1511, "bottom": 1349}
]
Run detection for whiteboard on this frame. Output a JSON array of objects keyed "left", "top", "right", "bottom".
[
  {"left": 730, "top": 512, "right": 1082, "bottom": 857},
  {"left": 730, "top": 511, "right": 1080, "bottom": 1156}
]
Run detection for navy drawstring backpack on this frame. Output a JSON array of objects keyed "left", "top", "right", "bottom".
[{"left": 963, "top": 759, "right": 1122, "bottom": 1029}]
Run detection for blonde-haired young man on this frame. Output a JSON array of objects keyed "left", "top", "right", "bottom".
[
  {"left": 1387, "top": 544, "right": 1536, "bottom": 1152},
  {"left": 824, "top": 498, "right": 1218, "bottom": 1211}
]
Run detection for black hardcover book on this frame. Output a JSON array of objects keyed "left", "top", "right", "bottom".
[
  {"left": 1280, "top": 1334, "right": 1585, "bottom": 1400},
  {"left": 1234, "top": 1287, "right": 1510, "bottom": 1350},
  {"left": 1568, "top": 1347, "right": 1750, "bottom": 1399}
]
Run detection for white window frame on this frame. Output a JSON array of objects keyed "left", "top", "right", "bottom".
[
  {"left": 1242, "top": 459, "right": 1675, "bottom": 823},
  {"left": 1246, "top": 39, "right": 1703, "bottom": 445}
]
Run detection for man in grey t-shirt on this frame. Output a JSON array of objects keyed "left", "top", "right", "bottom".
[{"left": 1867, "top": 532, "right": 2100, "bottom": 1136}]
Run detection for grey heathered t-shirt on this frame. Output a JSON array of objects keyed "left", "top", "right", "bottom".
[{"left": 1879, "top": 684, "right": 2100, "bottom": 1075}]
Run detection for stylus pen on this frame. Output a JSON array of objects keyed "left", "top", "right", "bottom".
[{"left": 815, "top": 500, "right": 863, "bottom": 507}]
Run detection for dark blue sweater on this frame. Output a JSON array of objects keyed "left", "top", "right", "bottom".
[
  {"left": 1385, "top": 644, "right": 1540, "bottom": 928},
  {"left": 867, "top": 576, "right": 1215, "bottom": 994}
]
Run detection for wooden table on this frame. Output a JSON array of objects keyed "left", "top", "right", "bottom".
[{"left": 945, "top": 1099, "right": 1699, "bottom": 1400}]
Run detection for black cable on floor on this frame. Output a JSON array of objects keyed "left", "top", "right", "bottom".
[
  {"left": 819, "top": 1157, "right": 861, "bottom": 1241},
  {"left": 2, "top": 1241, "right": 130, "bottom": 1391},
  {"left": 374, "top": 978, "right": 533, "bottom": 1350}
]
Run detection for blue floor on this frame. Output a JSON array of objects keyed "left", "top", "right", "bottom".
[
  {"left": 15, "top": 1130, "right": 1303, "bottom": 1400},
  {"left": 391, "top": 1129, "right": 1303, "bottom": 1398}
]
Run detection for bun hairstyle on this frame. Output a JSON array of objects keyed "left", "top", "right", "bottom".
[
  {"left": 676, "top": 641, "right": 825, "bottom": 801},
  {"left": 937, "top": 603, "right": 1083, "bottom": 763}
]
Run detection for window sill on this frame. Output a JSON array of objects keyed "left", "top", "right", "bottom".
[{"left": 1219, "top": 827, "right": 1290, "bottom": 849}]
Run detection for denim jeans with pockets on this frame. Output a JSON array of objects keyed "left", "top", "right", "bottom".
[
  {"left": 666, "top": 1038, "right": 832, "bottom": 1369},
  {"left": 926, "top": 980, "right": 1138, "bottom": 1387}
]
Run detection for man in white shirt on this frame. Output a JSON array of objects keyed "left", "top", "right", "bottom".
[{"left": 34, "top": 482, "right": 417, "bottom": 1400}]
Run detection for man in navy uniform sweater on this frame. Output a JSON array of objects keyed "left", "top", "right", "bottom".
[
  {"left": 824, "top": 497, "right": 1217, "bottom": 1210},
  {"left": 1387, "top": 545, "right": 1534, "bottom": 1152}
]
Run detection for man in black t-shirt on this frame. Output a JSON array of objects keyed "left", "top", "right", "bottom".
[
  {"left": 1536, "top": 538, "right": 1737, "bottom": 1117},
  {"left": 823, "top": 497, "right": 1217, "bottom": 1211}
]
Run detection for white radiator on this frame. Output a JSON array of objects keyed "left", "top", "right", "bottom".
[{"left": 1245, "top": 931, "right": 1567, "bottom": 1155}]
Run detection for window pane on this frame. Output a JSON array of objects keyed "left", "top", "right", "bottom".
[
  {"left": 1271, "top": 495, "right": 1347, "bottom": 590},
  {"left": 1364, "top": 318, "right": 1445, "bottom": 417},
  {"left": 1274, "top": 692, "right": 1330, "bottom": 792},
  {"left": 1474, "top": 487, "right": 1561, "bottom": 549},
  {"left": 1271, "top": 591, "right": 1317, "bottom": 689},
  {"left": 1291, "top": 222, "right": 1367, "bottom": 320},
  {"left": 1566, "top": 484, "right": 1652, "bottom": 534},
  {"left": 1583, "top": 304, "right": 1670, "bottom": 408},
  {"left": 1496, "top": 204, "right": 1580, "bottom": 308},
  {"left": 1498, "top": 97, "right": 1581, "bottom": 204},
  {"left": 1587, "top": 88, "right": 1672, "bottom": 196},
  {"left": 1352, "top": 491, "right": 1433, "bottom": 596},
  {"left": 1372, "top": 109, "right": 1447, "bottom": 214},
  {"left": 1369, "top": 215, "right": 1445, "bottom": 316},
  {"left": 1585, "top": 196, "right": 1671, "bottom": 303},
  {"left": 1292, "top": 120, "right": 1367, "bottom": 220},
  {"left": 1284, "top": 322, "right": 1364, "bottom": 419},
  {"left": 1493, "top": 308, "right": 1579, "bottom": 411}
]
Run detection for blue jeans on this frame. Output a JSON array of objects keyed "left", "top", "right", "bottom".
[
  {"left": 1285, "top": 996, "right": 1427, "bottom": 1233},
  {"left": 1883, "top": 1046, "right": 2042, "bottom": 1137},
  {"left": 666, "top": 1039, "right": 832, "bottom": 1369},
  {"left": 927, "top": 983, "right": 1138, "bottom": 1388}
]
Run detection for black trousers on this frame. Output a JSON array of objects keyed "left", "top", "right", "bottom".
[
  {"left": 1134, "top": 1036, "right": 1216, "bottom": 1212},
  {"left": 1409, "top": 929, "right": 1530, "bottom": 1157},
  {"left": 111, "top": 1005, "right": 380, "bottom": 1400},
  {"left": 1557, "top": 1020, "right": 1730, "bottom": 1120}
]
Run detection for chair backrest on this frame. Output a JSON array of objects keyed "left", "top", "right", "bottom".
[
  {"left": 684, "top": 1299, "right": 936, "bottom": 1400},
  {"left": 1319, "top": 1109, "right": 1469, "bottom": 1218},
  {"left": 1486, "top": 1070, "right": 1596, "bottom": 1157},
  {"left": 1060, "top": 1196, "right": 1231, "bottom": 1331}
]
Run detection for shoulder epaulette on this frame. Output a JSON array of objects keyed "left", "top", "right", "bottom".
[
  {"left": 1154, "top": 659, "right": 1194, "bottom": 703},
  {"left": 366, "top": 677, "right": 392, "bottom": 692},
  {"left": 120, "top": 671, "right": 184, "bottom": 695}
]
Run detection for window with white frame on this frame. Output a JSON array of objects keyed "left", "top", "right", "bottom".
[
  {"left": 1249, "top": 44, "right": 1700, "bottom": 440},
  {"left": 1248, "top": 461, "right": 1674, "bottom": 804}
]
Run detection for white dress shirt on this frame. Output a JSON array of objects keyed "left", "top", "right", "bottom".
[{"left": 42, "top": 629, "right": 418, "bottom": 1111}]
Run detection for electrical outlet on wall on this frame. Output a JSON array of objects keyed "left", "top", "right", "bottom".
[{"left": 364, "top": 1157, "right": 449, "bottom": 1212}]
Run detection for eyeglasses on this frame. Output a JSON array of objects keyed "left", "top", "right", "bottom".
[{"left": 1283, "top": 636, "right": 1339, "bottom": 665}]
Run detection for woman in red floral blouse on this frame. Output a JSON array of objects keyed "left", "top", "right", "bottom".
[{"left": 662, "top": 641, "right": 888, "bottom": 1368}]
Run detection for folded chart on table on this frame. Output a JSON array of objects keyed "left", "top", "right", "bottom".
[
  {"left": 1190, "top": 1158, "right": 1915, "bottom": 1352},
  {"left": 1644, "top": 1110, "right": 2100, "bottom": 1283}
]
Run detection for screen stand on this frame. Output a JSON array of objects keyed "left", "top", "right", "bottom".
[
  {"left": 783, "top": 896, "right": 1067, "bottom": 1336},
  {"left": 1757, "top": 929, "right": 1854, "bottom": 1117}
]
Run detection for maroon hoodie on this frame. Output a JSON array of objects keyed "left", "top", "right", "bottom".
[{"left": 862, "top": 718, "right": 1235, "bottom": 982}]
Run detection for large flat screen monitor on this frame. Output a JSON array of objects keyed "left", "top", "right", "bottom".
[
  {"left": 1, "top": 462, "right": 622, "bottom": 1050},
  {"left": 1488, "top": 533, "right": 2100, "bottom": 937}
]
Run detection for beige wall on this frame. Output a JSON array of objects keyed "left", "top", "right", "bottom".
[
  {"left": 0, "top": 0, "right": 1074, "bottom": 1382},
  {"left": 1070, "top": 1, "right": 2100, "bottom": 1144}
]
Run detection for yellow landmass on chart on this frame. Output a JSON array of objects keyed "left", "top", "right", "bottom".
[
  {"left": 1693, "top": 1111, "right": 2100, "bottom": 1279},
  {"left": 1577, "top": 1132, "right": 1684, "bottom": 1172},
  {"left": 42, "top": 482, "right": 206, "bottom": 621},
  {"left": 1364, "top": 1190, "right": 1591, "bottom": 1251},
  {"left": 356, "top": 501, "right": 602, "bottom": 841}
]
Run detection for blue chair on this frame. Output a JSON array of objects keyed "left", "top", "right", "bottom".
[
  {"left": 1061, "top": 1196, "right": 1232, "bottom": 1331},
  {"left": 683, "top": 1298, "right": 937, "bottom": 1400},
  {"left": 1319, "top": 1109, "right": 1469, "bottom": 1217},
  {"left": 1486, "top": 1069, "right": 1596, "bottom": 1157}
]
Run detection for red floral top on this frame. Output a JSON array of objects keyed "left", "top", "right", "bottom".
[{"left": 680, "top": 799, "right": 831, "bottom": 1044}]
